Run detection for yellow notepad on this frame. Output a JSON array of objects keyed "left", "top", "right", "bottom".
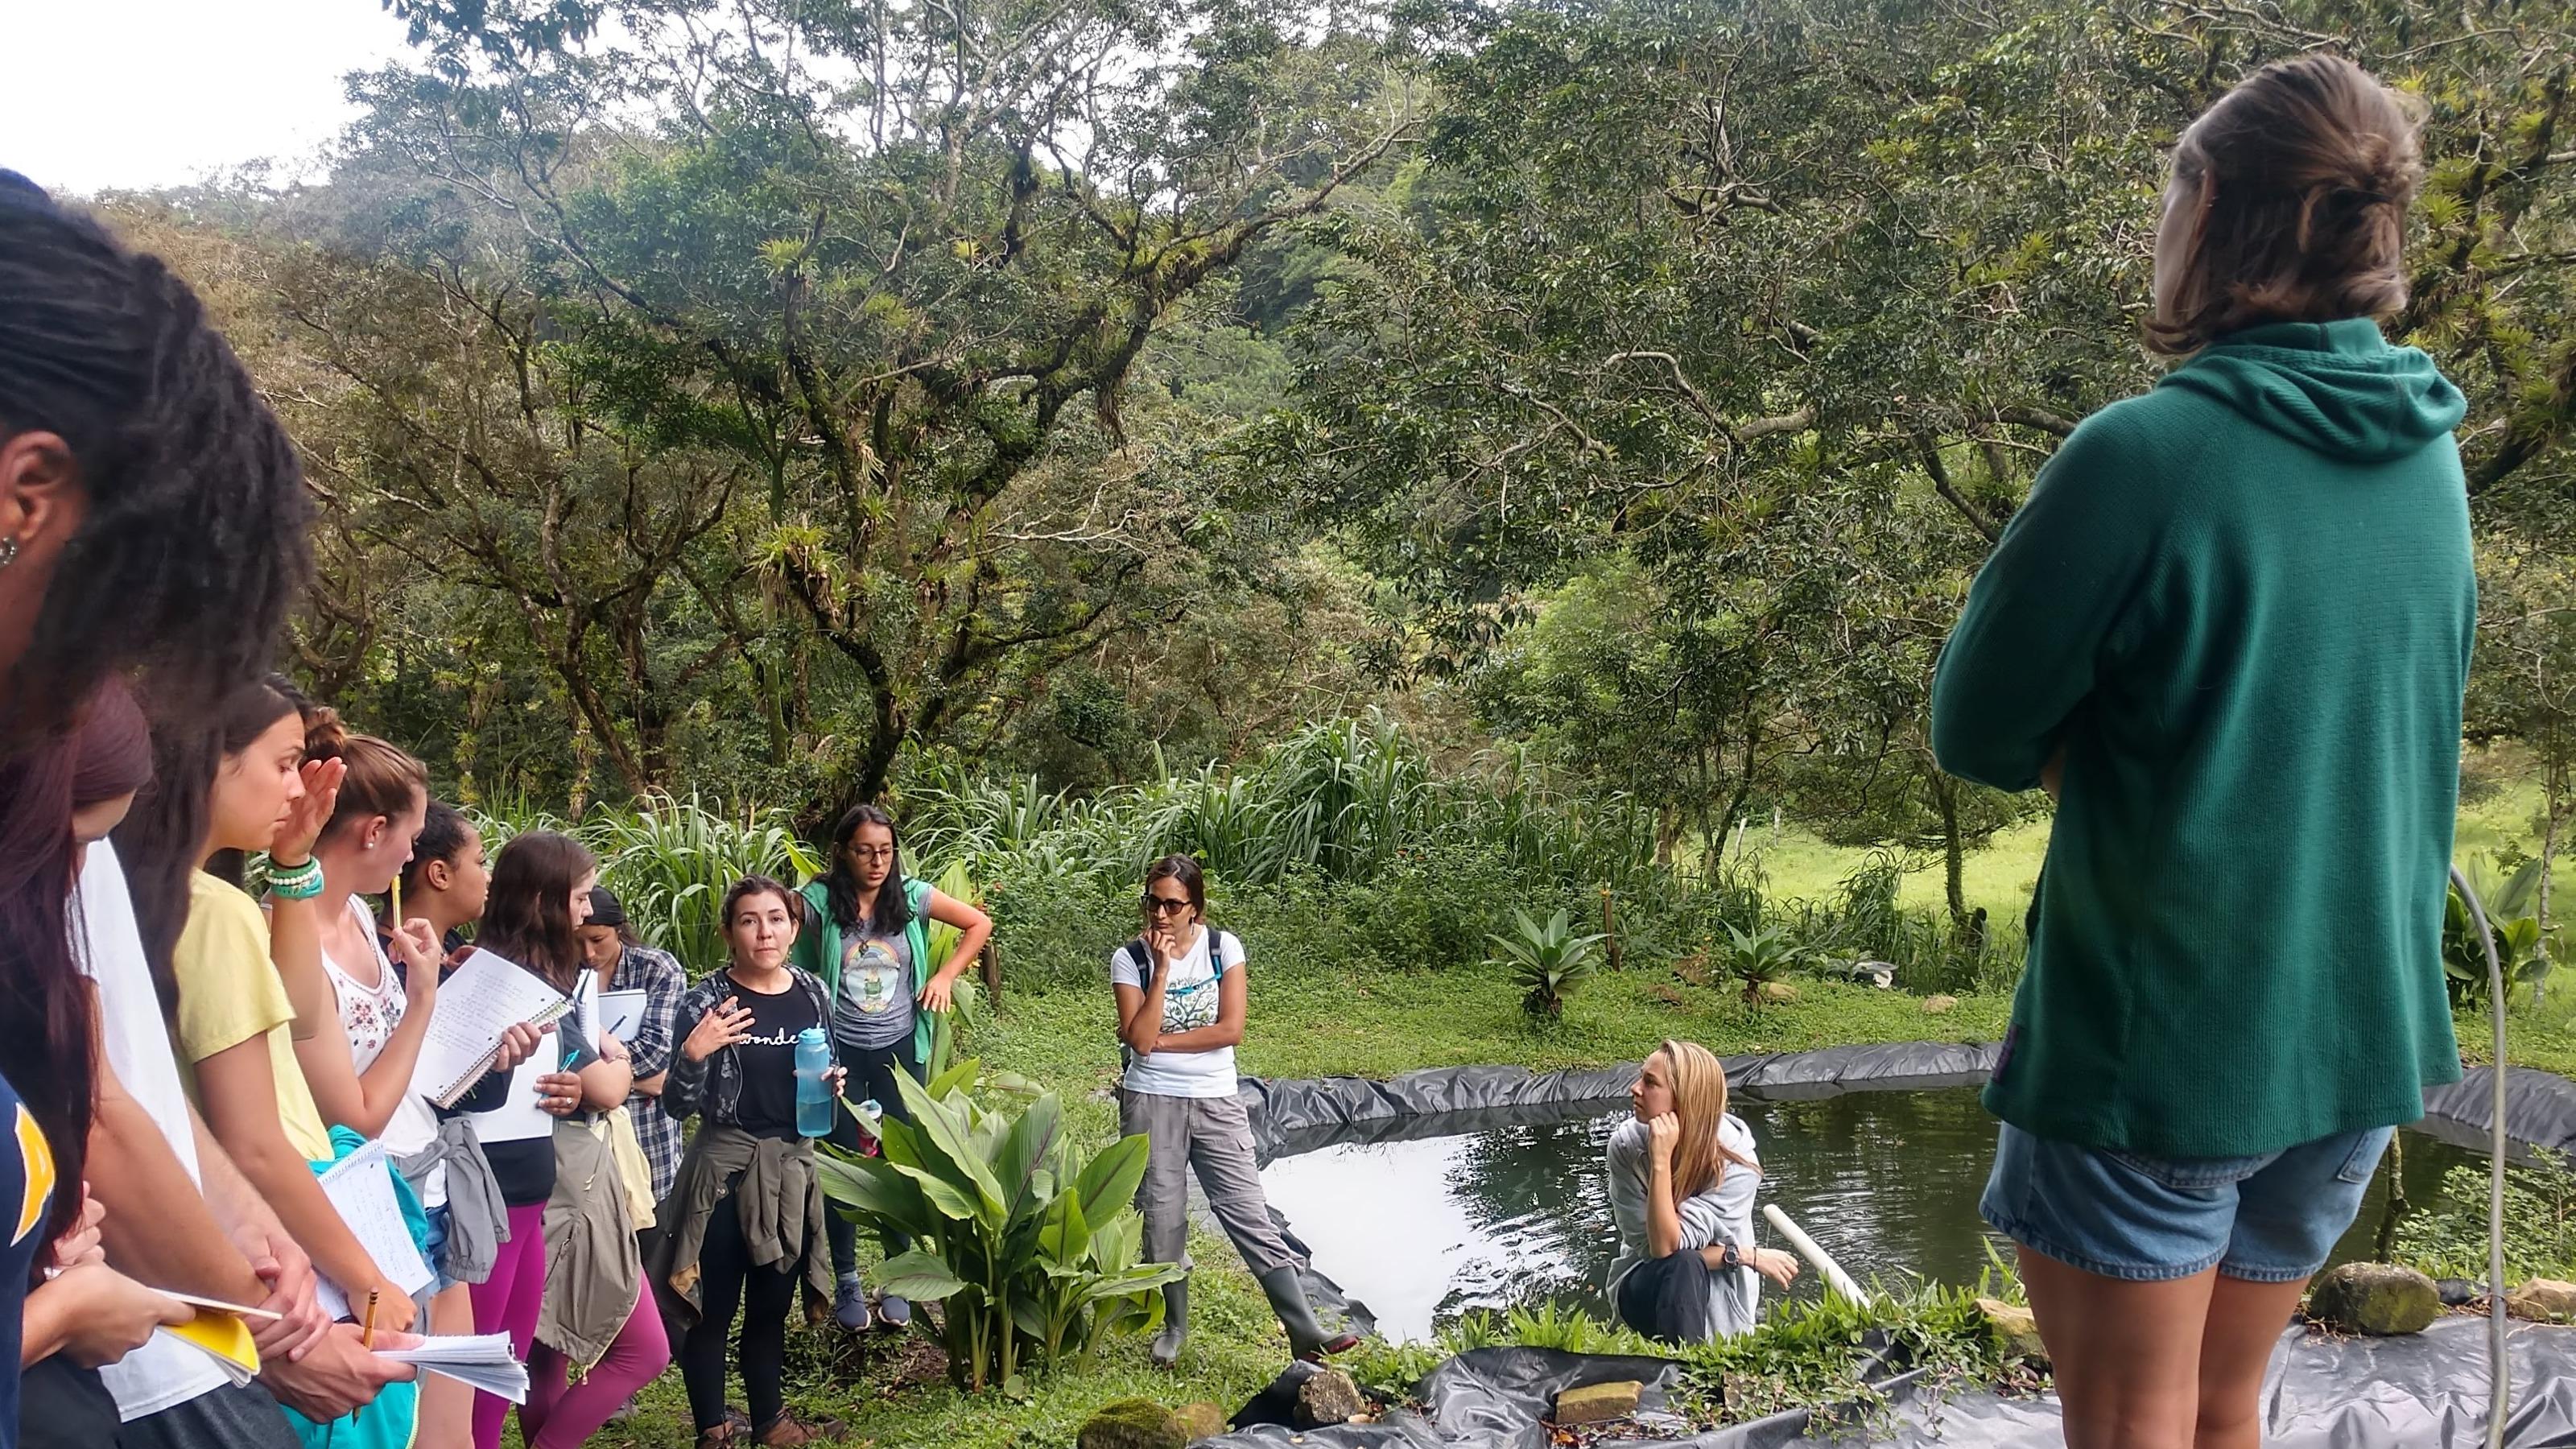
[{"left": 163, "top": 1311, "right": 261, "bottom": 1385}]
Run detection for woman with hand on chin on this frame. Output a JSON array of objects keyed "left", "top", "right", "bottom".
[
  {"left": 656, "top": 878, "right": 843, "bottom": 1449},
  {"left": 1604, "top": 1040, "right": 1800, "bottom": 1344},
  {"left": 1113, "top": 856, "right": 1355, "bottom": 1368}
]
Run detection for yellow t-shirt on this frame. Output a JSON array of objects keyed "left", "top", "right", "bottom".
[{"left": 175, "top": 871, "right": 336, "bottom": 1162}]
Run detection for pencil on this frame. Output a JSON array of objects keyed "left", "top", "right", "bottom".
[{"left": 356, "top": 1290, "right": 379, "bottom": 1426}]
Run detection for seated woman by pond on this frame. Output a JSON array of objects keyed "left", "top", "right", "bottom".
[{"left": 1605, "top": 1040, "right": 1800, "bottom": 1343}]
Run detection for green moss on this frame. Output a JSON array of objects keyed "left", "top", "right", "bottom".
[{"left": 1075, "top": 1398, "right": 1186, "bottom": 1449}]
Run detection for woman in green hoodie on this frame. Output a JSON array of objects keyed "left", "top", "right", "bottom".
[
  {"left": 791, "top": 804, "right": 991, "bottom": 1331},
  {"left": 1932, "top": 55, "right": 2470, "bottom": 1449}
]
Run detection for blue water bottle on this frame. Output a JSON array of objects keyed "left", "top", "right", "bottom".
[{"left": 794, "top": 1027, "right": 836, "bottom": 1138}]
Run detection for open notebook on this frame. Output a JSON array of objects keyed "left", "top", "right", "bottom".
[
  {"left": 411, "top": 948, "right": 572, "bottom": 1107},
  {"left": 160, "top": 1313, "right": 261, "bottom": 1387},
  {"left": 374, "top": 1333, "right": 530, "bottom": 1402}
]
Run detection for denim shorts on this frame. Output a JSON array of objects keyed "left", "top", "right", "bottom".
[
  {"left": 419, "top": 1203, "right": 456, "bottom": 1296},
  {"left": 1979, "top": 1121, "right": 2393, "bottom": 1282}
]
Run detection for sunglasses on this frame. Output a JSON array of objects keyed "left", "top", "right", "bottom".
[{"left": 1142, "top": 895, "right": 1192, "bottom": 916}]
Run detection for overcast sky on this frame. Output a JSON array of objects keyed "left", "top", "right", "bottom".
[{"left": 2, "top": 0, "right": 419, "bottom": 195}]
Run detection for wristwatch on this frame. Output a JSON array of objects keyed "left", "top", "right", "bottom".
[{"left": 1719, "top": 1242, "right": 1743, "bottom": 1269}]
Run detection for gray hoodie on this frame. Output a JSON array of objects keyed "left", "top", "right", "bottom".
[{"left": 1604, "top": 1113, "right": 1763, "bottom": 1340}]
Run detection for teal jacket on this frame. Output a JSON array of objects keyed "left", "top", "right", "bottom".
[
  {"left": 1934, "top": 318, "right": 2471, "bottom": 1158},
  {"left": 792, "top": 875, "right": 936, "bottom": 1063}
]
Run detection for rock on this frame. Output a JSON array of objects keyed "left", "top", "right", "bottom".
[
  {"left": 1553, "top": 1380, "right": 1643, "bottom": 1426},
  {"left": 2436, "top": 1278, "right": 2480, "bottom": 1307},
  {"left": 1922, "top": 994, "right": 1959, "bottom": 1015},
  {"left": 1975, "top": 1297, "right": 2047, "bottom": 1361},
  {"left": 2307, "top": 1262, "right": 2440, "bottom": 1335},
  {"left": 1077, "top": 1398, "right": 1187, "bottom": 1449},
  {"left": 1174, "top": 1402, "right": 1226, "bottom": 1443},
  {"left": 1293, "top": 1368, "right": 1365, "bottom": 1429},
  {"left": 1759, "top": 980, "right": 1800, "bottom": 1003},
  {"left": 2508, "top": 1278, "right": 2576, "bottom": 1323}
]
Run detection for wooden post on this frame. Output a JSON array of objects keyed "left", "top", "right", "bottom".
[
  {"left": 980, "top": 938, "right": 1002, "bottom": 1006},
  {"left": 1601, "top": 888, "right": 1623, "bottom": 972}
]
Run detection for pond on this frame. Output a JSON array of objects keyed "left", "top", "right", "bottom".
[{"left": 1258, "top": 1086, "right": 2481, "bottom": 1343}]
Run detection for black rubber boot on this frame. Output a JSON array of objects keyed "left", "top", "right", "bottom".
[
  {"left": 1257, "top": 1265, "right": 1360, "bottom": 1360},
  {"left": 1151, "top": 1279, "right": 1188, "bottom": 1368}
]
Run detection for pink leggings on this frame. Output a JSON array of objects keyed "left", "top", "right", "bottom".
[
  {"left": 469, "top": 1203, "right": 548, "bottom": 1449},
  {"left": 522, "top": 1289, "right": 671, "bottom": 1449}
]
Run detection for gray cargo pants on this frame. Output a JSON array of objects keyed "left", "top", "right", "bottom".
[{"left": 1117, "top": 1087, "right": 1297, "bottom": 1277}]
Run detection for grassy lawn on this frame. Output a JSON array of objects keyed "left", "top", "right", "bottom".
[{"left": 1750, "top": 765, "right": 2570, "bottom": 924}]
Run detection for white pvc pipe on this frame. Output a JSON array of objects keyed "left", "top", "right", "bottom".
[{"left": 1763, "top": 1203, "right": 1871, "bottom": 1305}]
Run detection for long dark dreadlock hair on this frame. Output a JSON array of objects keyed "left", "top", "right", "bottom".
[{"left": 0, "top": 175, "right": 316, "bottom": 979}]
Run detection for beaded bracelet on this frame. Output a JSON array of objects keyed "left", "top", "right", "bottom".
[{"left": 266, "top": 856, "right": 327, "bottom": 901}]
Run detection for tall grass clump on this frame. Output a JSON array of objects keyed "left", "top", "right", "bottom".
[
  {"left": 472, "top": 793, "right": 818, "bottom": 972},
  {"left": 898, "top": 711, "right": 1676, "bottom": 987}
]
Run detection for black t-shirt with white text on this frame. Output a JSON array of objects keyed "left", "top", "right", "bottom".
[{"left": 729, "top": 976, "right": 821, "bottom": 1141}]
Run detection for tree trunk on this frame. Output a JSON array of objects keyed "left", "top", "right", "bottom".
[
  {"left": 1602, "top": 889, "right": 1623, "bottom": 972},
  {"left": 2541, "top": 752, "right": 2567, "bottom": 1005},
  {"left": 1932, "top": 770, "right": 1968, "bottom": 929}
]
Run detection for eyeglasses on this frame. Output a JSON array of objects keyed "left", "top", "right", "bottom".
[
  {"left": 1143, "top": 896, "right": 1191, "bottom": 916},
  {"left": 847, "top": 846, "right": 895, "bottom": 864}
]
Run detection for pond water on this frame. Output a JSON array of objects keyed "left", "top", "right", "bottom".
[{"left": 1258, "top": 1086, "right": 2480, "bottom": 1343}]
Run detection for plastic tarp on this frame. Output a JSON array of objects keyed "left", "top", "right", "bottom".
[
  {"left": 1209, "top": 1044, "right": 2576, "bottom": 1448},
  {"left": 1237, "top": 1044, "right": 2575, "bottom": 1162},
  {"left": 1216, "top": 1320, "right": 2576, "bottom": 1447}
]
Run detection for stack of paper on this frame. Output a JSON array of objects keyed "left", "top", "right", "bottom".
[
  {"left": 312, "top": 1142, "right": 436, "bottom": 1321},
  {"left": 411, "top": 949, "right": 572, "bottom": 1107},
  {"left": 374, "top": 1332, "right": 530, "bottom": 1402}
]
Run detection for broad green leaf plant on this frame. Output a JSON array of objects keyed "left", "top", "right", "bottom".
[
  {"left": 817, "top": 1064, "right": 1185, "bottom": 1392},
  {"left": 1489, "top": 906, "right": 1608, "bottom": 1018}
]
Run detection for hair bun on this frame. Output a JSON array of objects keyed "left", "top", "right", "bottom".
[{"left": 302, "top": 703, "right": 348, "bottom": 760}]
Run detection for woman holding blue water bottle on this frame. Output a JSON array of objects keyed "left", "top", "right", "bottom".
[{"left": 655, "top": 877, "right": 844, "bottom": 1449}]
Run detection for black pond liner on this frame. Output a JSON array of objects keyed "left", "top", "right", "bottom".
[{"left": 1210, "top": 1042, "right": 2576, "bottom": 1448}]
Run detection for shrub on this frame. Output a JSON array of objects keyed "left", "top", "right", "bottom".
[
  {"left": 470, "top": 793, "right": 816, "bottom": 973},
  {"left": 819, "top": 1064, "right": 1185, "bottom": 1393},
  {"left": 2445, "top": 853, "right": 2549, "bottom": 1007},
  {"left": 1488, "top": 907, "right": 1608, "bottom": 1018},
  {"left": 2391, "top": 1146, "right": 2576, "bottom": 1284},
  {"left": 1719, "top": 923, "right": 1807, "bottom": 1006}
]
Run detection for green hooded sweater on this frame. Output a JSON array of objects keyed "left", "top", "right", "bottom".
[{"left": 1933, "top": 317, "right": 2472, "bottom": 1158}]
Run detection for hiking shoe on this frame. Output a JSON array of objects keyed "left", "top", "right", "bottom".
[
  {"left": 753, "top": 1413, "right": 845, "bottom": 1447},
  {"left": 873, "top": 1294, "right": 911, "bottom": 1331},
  {"left": 833, "top": 1279, "right": 870, "bottom": 1331}
]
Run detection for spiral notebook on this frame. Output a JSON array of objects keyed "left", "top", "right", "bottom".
[{"left": 410, "top": 948, "right": 572, "bottom": 1108}]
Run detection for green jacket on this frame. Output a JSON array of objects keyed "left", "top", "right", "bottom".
[
  {"left": 792, "top": 875, "right": 935, "bottom": 1063},
  {"left": 1934, "top": 318, "right": 2471, "bottom": 1158}
]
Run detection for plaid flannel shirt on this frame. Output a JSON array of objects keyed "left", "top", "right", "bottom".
[{"left": 609, "top": 943, "right": 689, "bottom": 1202}]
